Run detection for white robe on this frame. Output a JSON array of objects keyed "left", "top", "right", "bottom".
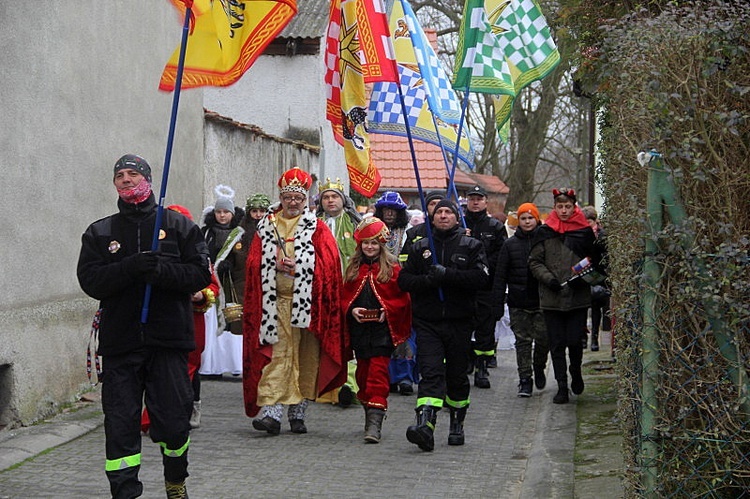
[{"left": 199, "top": 305, "right": 243, "bottom": 375}]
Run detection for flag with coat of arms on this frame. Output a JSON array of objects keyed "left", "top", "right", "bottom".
[
  {"left": 160, "top": 0, "right": 297, "bottom": 91},
  {"left": 325, "top": 0, "right": 397, "bottom": 197}
]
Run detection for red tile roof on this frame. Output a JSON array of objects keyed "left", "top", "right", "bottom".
[{"left": 369, "top": 132, "right": 509, "bottom": 195}]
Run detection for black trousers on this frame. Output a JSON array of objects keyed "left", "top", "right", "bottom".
[
  {"left": 471, "top": 291, "right": 496, "bottom": 355},
  {"left": 414, "top": 317, "right": 472, "bottom": 408},
  {"left": 542, "top": 308, "right": 587, "bottom": 384},
  {"left": 102, "top": 349, "right": 192, "bottom": 498}
]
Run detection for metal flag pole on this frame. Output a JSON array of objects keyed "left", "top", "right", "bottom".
[
  {"left": 141, "top": 4, "right": 192, "bottom": 324},
  {"left": 393, "top": 74, "right": 443, "bottom": 301}
]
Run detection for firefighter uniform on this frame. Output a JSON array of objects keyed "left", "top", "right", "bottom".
[
  {"left": 78, "top": 189, "right": 211, "bottom": 498},
  {"left": 464, "top": 186, "right": 507, "bottom": 388},
  {"left": 398, "top": 199, "right": 489, "bottom": 451}
]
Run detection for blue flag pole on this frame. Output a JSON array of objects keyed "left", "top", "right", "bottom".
[
  {"left": 141, "top": 6, "right": 192, "bottom": 324},
  {"left": 447, "top": 87, "right": 471, "bottom": 207},
  {"left": 393, "top": 77, "right": 443, "bottom": 301},
  {"left": 428, "top": 111, "right": 467, "bottom": 229}
]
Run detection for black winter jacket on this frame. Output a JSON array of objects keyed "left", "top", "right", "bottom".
[
  {"left": 399, "top": 221, "right": 428, "bottom": 263},
  {"left": 201, "top": 207, "right": 246, "bottom": 263},
  {"left": 398, "top": 225, "right": 489, "bottom": 321},
  {"left": 77, "top": 194, "right": 212, "bottom": 356},
  {"left": 464, "top": 209, "right": 506, "bottom": 277},
  {"left": 493, "top": 226, "right": 540, "bottom": 312}
]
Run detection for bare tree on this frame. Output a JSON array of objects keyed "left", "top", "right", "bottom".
[{"left": 412, "top": 0, "right": 587, "bottom": 211}]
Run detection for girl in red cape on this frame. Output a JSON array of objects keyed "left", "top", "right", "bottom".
[{"left": 342, "top": 217, "right": 412, "bottom": 443}]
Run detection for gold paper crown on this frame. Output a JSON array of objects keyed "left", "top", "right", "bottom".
[{"left": 319, "top": 177, "right": 345, "bottom": 194}]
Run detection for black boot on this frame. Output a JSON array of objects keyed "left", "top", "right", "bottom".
[
  {"left": 533, "top": 365, "right": 547, "bottom": 390},
  {"left": 570, "top": 364, "right": 585, "bottom": 395},
  {"left": 448, "top": 407, "right": 467, "bottom": 445},
  {"left": 474, "top": 356, "right": 491, "bottom": 389},
  {"left": 364, "top": 407, "right": 386, "bottom": 444},
  {"left": 553, "top": 381, "right": 569, "bottom": 404},
  {"left": 406, "top": 405, "right": 439, "bottom": 451},
  {"left": 517, "top": 377, "right": 533, "bottom": 397},
  {"left": 590, "top": 331, "right": 600, "bottom": 352}
]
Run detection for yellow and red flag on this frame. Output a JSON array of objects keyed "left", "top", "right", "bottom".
[
  {"left": 356, "top": 0, "right": 397, "bottom": 83},
  {"left": 325, "top": 0, "right": 344, "bottom": 143},
  {"left": 326, "top": 0, "right": 396, "bottom": 197},
  {"left": 160, "top": 0, "right": 297, "bottom": 91}
]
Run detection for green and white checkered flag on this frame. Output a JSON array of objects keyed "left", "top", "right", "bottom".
[{"left": 452, "top": 0, "right": 560, "bottom": 141}]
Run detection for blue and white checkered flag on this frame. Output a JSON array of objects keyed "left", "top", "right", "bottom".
[
  {"left": 400, "top": 0, "right": 462, "bottom": 125},
  {"left": 369, "top": 65, "right": 425, "bottom": 128}
]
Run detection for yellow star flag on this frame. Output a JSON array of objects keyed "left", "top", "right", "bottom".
[
  {"left": 337, "top": 0, "right": 383, "bottom": 197},
  {"left": 160, "top": 0, "right": 297, "bottom": 91}
]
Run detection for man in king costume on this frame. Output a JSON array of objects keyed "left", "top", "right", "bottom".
[
  {"left": 316, "top": 177, "right": 363, "bottom": 273},
  {"left": 242, "top": 167, "right": 348, "bottom": 435}
]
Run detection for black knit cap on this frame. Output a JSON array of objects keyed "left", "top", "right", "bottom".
[
  {"left": 433, "top": 198, "right": 460, "bottom": 218},
  {"left": 114, "top": 154, "right": 152, "bottom": 183},
  {"left": 425, "top": 190, "right": 446, "bottom": 204}
]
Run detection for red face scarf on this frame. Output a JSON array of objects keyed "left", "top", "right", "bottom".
[
  {"left": 545, "top": 205, "right": 590, "bottom": 233},
  {"left": 117, "top": 178, "right": 152, "bottom": 204}
]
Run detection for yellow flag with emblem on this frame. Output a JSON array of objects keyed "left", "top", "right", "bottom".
[{"left": 160, "top": 0, "right": 297, "bottom": 91}]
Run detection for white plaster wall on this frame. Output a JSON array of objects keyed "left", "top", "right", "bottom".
[
  {"left": 0, "top": 1, "right": 205, "bottom": 425},
  {"left": 203, "top": 120, "right": 320, "bottom": 211},
  {"left": 203, "top": 50, "right": 348, "bottom": 192}
]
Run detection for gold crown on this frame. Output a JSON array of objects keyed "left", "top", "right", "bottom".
[{"left": 319, "top": 177, "right": 345, "bottom": 194}]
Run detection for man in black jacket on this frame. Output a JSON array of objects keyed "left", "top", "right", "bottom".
[
  {"left": 529, "top": 188, "right": 599, "bottom": 405},
  {"left": 398, "top": 199, "right": 489, "bottom": 452},
  {"left": 77, "top": 154, "right": 212, "bottom": 499},
  {"left": 464, "top": 185, "right": 507, "bottom": 388},
  {"left": 399, "top": 189, "right": 445, "bottom": 263}
]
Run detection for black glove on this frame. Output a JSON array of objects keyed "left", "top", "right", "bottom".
[
  {"left": 547, "top": 278, "right": 562, "bottom": 292},
  {"left": 124, "top": 252, "right": 159, "bottom": 278},
  {"left": 569, "top": 276, "right": 589, "bottom": 290},
  {"left": 427, "top": 264, "right": 447, "bottom": 285}
]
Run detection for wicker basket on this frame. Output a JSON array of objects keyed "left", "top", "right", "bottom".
[{"left": 222, "top": 303, "right": 243, "bottom": 324}]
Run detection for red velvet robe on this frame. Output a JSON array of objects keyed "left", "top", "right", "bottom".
[
  {"left": 242, "top": 217, "right": 349, "bottom": 417},
  {"left": 341, "top": 262, "right": 412, "bottom": 348}
]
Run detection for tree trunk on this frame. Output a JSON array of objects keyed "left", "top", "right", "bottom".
[{"left": 504, "top": 44, "right": 569, "bottom": 209}]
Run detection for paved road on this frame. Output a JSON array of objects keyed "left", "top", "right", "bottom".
[{"left": 0, "top": 350, "right": 577, "bottom": 498}]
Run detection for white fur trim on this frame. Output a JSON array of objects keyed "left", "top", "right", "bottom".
[{"left": 257, "top": 203, "right": 317, "bottom": 345}]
